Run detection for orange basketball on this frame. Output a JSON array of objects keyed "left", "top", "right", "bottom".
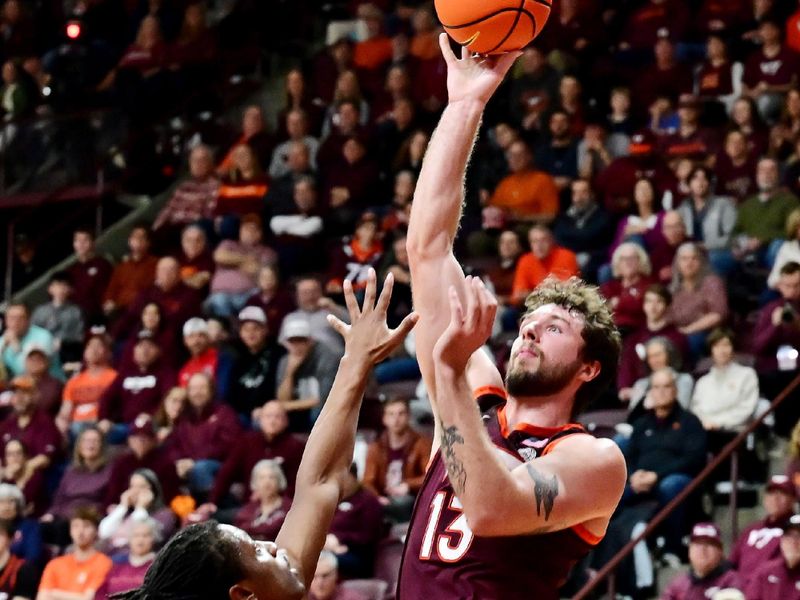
[{"left": 434, "top": 0, "right": 552, "bottom": 55}]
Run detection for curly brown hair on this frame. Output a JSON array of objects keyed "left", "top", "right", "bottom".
[{"left": 523, "top": 277, "right": 621, "bottom": 418}]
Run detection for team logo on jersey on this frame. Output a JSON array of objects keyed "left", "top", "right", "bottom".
[{"left": 516, "top": 437, "right": 549, "bottom": 462}]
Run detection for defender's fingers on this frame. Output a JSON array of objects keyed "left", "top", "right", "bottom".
[
  {"left": 389, "top": 311, "right": 420, "bottom": 344},
  {"left": 327, "top": 314, "right": 349, "bottom": 336},
  {"left": 362, "top": 268, "right": 377, "bottom": 312},
  {"left": 342, "top": 279, "right": 360, "bottom": 321},
  {"left": 375, "top": 272, "right": 395, "bottom": 315}
]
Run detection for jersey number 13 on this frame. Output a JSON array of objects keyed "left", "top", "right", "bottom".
[{"left": 419, "top": 491, "right": 474, "bottom": 562}]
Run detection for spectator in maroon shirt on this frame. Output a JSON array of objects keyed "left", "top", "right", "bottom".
[
  {"left": 744, "top": 514, "right": 800, "bottom": 600},
  {"left": 660, "top": 94, "right": 719, "bottom": 167},
  {"left": 2, "top": 439, "right": 46, "bottom": 517},
  {"left": 97, "top": 15, "right": 167, "bottom": 93},
  {"left": 232, "top": 459, "right": 291, "bottom": 542},
  {"left": 538, "top": 0, "right": 600, "bottom": 59},
  {"left": 323, "top": 136, "right": 380, "bottom": 235},
  {"left": 716, "top": 130, "right": 758, "bottom": 202},
  {"left": 730, "top": 475, "right": 795, "bottom": 589},
  {"left": 98, "top": 331, "right": 176, "bottom": 439},
  {"left": 66, "top": 228, "right": 112, "bottom": 325},
  {"left": 696, "top": 0, "right": 751, "bottom": 38},
  {"left": 277, "top": 69, "right": 324, "bottom": 139},
  {"left": 743, "top": 18, "right": 800, "bottom": 123},
  {"left": 601, "top": 243, "right": 655, "bottom": 336},
  {"left": 317, "top": 101, "right": 368, "bottom": 178},
  {"left": 0, "top": 375, "right": 62, "bottom": 474},
  {"left": 618, "top": 284, "right": 689, "bottom": 390},
  {"left": 244, "top": 265, "right": 295, "bottom": 341},
  {"left": 619, "top": 0, "right": 689, "bottom": 53},
  {"left": 172, "top": 372, "right": 240, "bottom": 500},
  {"left": 648, "top": 210, "right": 688, "bottom": 283},
  {"left": 41, "top": 426, "right": 111, "bottom": 547},
  {"left": 176, "top": 224, "right": 214, "bottom": 297},
  {"left": 168, "top": 2, "right": 217, "bottom": 69},
  {"left": 115, "top": 256, "right": 202, "bottom": 348},
  {"left": 22, "top": 347, "right": 62, "bottom": 417},
  {"left": 508, "top": 45, "right": 560, "bottom": 133},
  {"left": 105, "top": 415, "right": 179, "bottom": 506},
  {"left": 661, "top": 522, "right": 743, "bottom": 600},
  {"left": 202, "top": 400, "right": 305, "bottom": 512},
  {"left": 731, "top": 96, "right": 770, "bottom": 158},
  {"left": 696, "top": 34, "right": 744, "bottom": 114},
  {"left": 632, "top": 37, "right": 693, "bottom": 115},
  {"left": 325, "top": 464, "right": 384, "bottom": 579},
  {"left": 751, "top": 261, "right": 800, "bottom": 435},
  {"left": 94, "top": 518, "right": 157, "bottom": 599},
  {"left": 597, "top": 138, "right": 677, "bottom": 216}
]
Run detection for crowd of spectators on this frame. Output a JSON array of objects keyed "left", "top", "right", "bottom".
[{"left": 2, "top": 0, "right": 800, "bottom": 598}]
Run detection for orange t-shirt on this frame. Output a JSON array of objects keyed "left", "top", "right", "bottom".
[
  {"left": 63, "top": 367, "right": 118, "bottom": 422},
  {"left": 39, "top": 552, "right": 112, "bottom": 594},
  {"left": 354, "top": 36, "right": 393, "bottom": 70},
  {"left": 489, "top": 171, "right": 559, "bottom": 218},
  {"left": 511, "top": 248, "right": 580, "bottom": 304}
]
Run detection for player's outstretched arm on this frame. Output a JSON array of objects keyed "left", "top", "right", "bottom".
[
  {"left": 275, "top": 270, "right": 418, "bottom": 587},
  {"left": 408, "top": 34, "right": 519, "bottom": 425},
  {"left": 432, "top": 277, "right": 626, "bottom": 537}
]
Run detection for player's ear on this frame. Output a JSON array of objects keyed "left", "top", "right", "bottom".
[
  {"left": 229, "top": 583, "right": 256, "bottom": 600},
  {"left": 577, "top": 359, "right": 601, "bottom": 383}
]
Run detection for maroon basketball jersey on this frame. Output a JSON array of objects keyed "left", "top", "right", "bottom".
[{"left": 397, "top": 389, "right": 601, "bottom": 600}]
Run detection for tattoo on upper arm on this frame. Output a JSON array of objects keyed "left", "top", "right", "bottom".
[
  {"left": 525, "top": 464, "right": 558, "bottom": 521},
  {"left": 440, "top": 425, "right": 467, "bottom": 495}
]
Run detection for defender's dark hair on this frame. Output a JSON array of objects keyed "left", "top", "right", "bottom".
[
  {"left": 112, "top": 521, "right": 245, "bottom": 600},
  {"left": 523, "top": 277, "right": 621, "bottom": 418}
]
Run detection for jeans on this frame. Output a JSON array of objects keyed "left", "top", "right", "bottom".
[
  {"left": 623, "top": 473, "right": 692, "bottom": 554},
  {"left": 203, "top": 290, "right": 254, "bottom": 319},
  {"left": 188, "top": 459, "right": 221, "bottom": 494},
  {"left": 106, "top": 423, "right": 130, "bottom": 445}
]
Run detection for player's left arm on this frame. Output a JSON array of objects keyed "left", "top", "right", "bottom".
[
  {"left": 275, "top": 271, "right": 418, "bottom": 588},
  {"left": 432, "top": 277, "right": 626, "bottom": 537}
]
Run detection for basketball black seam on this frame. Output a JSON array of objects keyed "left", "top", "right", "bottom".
[
  {"left": 440, "top": 7, "right": 538, "bottom": 30},
  {"left": 483, "top": 0, "right": 526, "bottom": 54}
]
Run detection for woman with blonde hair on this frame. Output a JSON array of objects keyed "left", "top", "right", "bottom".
[
  {"left": 768, "top": 208, "right": 800, "bottom": 290},
  {"left": 668, "top": 242, "right": 728, "bottom": 360},
  {"left": 600, "top": 242, "right": 654, "bottom": 335}
]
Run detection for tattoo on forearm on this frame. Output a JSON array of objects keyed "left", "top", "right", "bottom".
[
  {"left": 526, "top": 464, "right": 558, "bottom": 521},
  {"left": 440, "top": 425, "right": 467, "bottom": 495}
]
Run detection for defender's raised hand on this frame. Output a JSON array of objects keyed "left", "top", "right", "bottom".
[
  {"left": 438, "top": 33, "right": 521, "bottom": 105},
  {"left": 433, "top": 275, "right": 498, "bottom": 374},
  {"left": 328, "top": 268, "right": 419, "bottom": 365}
]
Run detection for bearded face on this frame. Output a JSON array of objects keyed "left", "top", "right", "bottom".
[{"left": 505, "top": 347, "right": 583, "bottom": 397}]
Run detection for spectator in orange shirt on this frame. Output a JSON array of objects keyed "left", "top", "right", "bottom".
[
  {"left": 37, "top": 506, "right": 112, "bottom": 600},
  {"left": 511, "top": 224, "right": 580, "bottom": 306},
  {"left": 409, "top": 6, "right": 440, "bottom": 61},
  {"left": 488, "top": 140, "right": 559, "bottom": 224},
  {"left": 102, "top": 226, "right": 159, "bottom": 318},
  {"left": 57, "top": 333, "right": 117, "bottom": 439},
  {"left": 353, "top": 3, "right": 392, "bottom": 72}
]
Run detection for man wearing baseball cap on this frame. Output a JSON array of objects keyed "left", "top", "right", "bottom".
[
  {"left": 744, "top": 514, "right": 800, "bottom": 600},
  {"left": 276, "top": 315, "right": 341, "bottom": 431},
  {"left": 730, "top": 475, "right": 796, "bottom": 588},
  {"left": 227, "top": 306, "right": 285, "bottom": 419},
  {"left": 177, "top": 317, "right": 232, "bottom": 397},
  {"left": 0, "top": 375, "right": 62, "bottom": 473},
  {"left": 662, "top": 522, "right": 743, "bottom": 599}
]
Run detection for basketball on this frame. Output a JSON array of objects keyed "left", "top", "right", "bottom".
[{"left": 434, "top": 0, "right": 552, "bottom": 55}]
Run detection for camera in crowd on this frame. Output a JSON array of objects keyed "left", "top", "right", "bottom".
[{"left": 781, "top": 302, "right": 798, "bottom": 324}]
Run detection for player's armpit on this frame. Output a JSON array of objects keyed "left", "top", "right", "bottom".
[{"left": 467, "top": 435, "right": 627, "bottom": 538}]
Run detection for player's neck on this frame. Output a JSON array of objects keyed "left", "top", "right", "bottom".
[{"left": 504, "top": 393, "right": 574, "bottom": 429}]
